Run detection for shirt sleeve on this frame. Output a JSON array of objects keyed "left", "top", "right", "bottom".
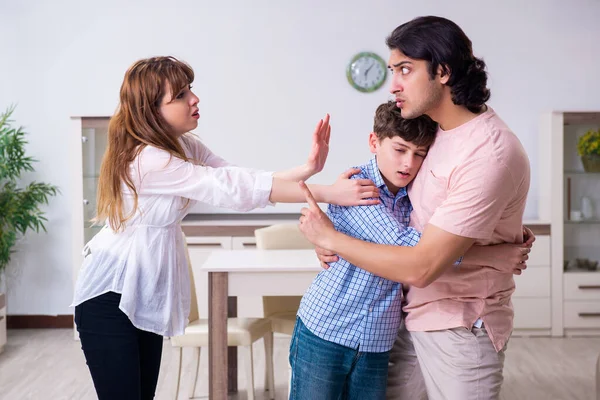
[
  {"left": 197, "top": 143, "right": 234, "bottom": 168},
  {"left": 133, "top": 146, "right": 273, "bottom": 212},
  {"left": 428, "top": 156, "right": 518, "bottom": 240}
]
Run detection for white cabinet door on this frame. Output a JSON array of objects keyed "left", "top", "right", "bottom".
[
  {"left": 512, "top": 234, "right": 552, "bottom": 333},
  {"left": 514, "top": 266, "right": 551, "bottom": 298},
  {"left": 512, "top": 298, "right": 551, "bottom": 329},
  {"left": 187, "top": 236, "right": 232, "bottom": 318}
]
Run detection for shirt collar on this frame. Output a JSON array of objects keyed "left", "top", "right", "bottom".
[{"left": 366, "top": 157, "right": 408, "bottom": 199}]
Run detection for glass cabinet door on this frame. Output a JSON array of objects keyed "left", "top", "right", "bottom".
[
  {"left": 562, "top": 116, "right": 600, "bottom": 272},
  {"left": 81, "top": 118, "right": 109, "bottom": 244}
]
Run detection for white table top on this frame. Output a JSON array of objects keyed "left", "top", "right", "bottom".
[{"left": 198, "top": 249, "right": 322, "bottom": 273}]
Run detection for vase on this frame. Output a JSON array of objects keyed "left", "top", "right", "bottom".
[
  {"left": 581, "top": 196, "right": 594, "bottom": 220},
  {"left": 581, "top": 154, "right": 600, "bottom": 173}
]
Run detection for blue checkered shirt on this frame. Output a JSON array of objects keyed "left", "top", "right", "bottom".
[{"left": 297, "top": 157, "right": 421, "bottom": 353}]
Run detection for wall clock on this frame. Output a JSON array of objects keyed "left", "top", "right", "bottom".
[{"left": 346, "top": 52, "right": 387, "bottom": 93}]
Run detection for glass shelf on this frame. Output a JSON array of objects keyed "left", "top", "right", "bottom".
[
  {"left": 565, "top": 170, "right": 600, "bottom": 176},
  {"left": 564, "top": 269, "right": 600, "bottom": 274},
  {"left": 565, "top": 219, "right": 600, "bottom": 224}
]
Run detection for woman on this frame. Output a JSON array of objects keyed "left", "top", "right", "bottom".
[{"left": 71, "top": 56, "right": 378, "bottom": 399}]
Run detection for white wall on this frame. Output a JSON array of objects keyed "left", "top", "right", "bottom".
[{"left": 1, "top": 0, "right": 600, "bottom": 314}]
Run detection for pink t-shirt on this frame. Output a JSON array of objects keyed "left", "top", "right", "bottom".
[{"left": 405, "top": 107, "right": 530, "bottom": 352}]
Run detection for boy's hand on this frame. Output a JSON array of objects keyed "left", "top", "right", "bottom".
[
  {"left": 299, "top": 181, "right": 337, "bottom": 249},
  {"left": 315, "top": 246, "right": 339, "bottom": 269},
  {"left": 327, "top": 168, "right": 380, "bottom": 206}
]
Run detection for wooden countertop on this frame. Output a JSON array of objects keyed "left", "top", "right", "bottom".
[
  {"left": 181, "top": 214, "right": 551, "bottom": 237},
  {"left": 182, "top": 225, "right": 272, "bottom": 237}
]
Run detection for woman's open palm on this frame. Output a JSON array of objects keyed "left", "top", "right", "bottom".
[{"left": 306, "top": 114, "right": 331, "bottom": 175}]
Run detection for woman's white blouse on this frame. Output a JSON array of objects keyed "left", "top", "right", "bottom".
[{"left": 71, "top": 134, "right": 273, "bottom": 336}]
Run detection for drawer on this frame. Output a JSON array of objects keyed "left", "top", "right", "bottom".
[
  {"left": 527, "top": 235, "right": 550, "bottom": 266},
  {"left": 514, "top": 266, "right": 550, "bottom": 298},
  {"left": 232, "top": 237, "right": 257, "bottom": 249},
  {"left": 512, "top": 298, "right": 551, "bottom": 329},
  {"left": 564, "top": 272, "right": 600, "bottom": 300},
  {"left": 564, "top": 301, "right": 600, "bottom": 328}
]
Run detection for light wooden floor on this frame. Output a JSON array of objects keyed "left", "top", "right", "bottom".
[{"left": 0, "top": 329, "right": 598, "bottom": 400}]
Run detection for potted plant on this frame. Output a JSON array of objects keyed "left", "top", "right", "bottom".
[
  {"left": 0, "top": 105, "right": 58, "bottom": 352},
  {"left": 577, "top": 128, "right": 600, "bottom": 173}
]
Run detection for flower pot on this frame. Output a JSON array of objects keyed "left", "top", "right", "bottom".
[{"left": 581, "top": 155, "right": 600, "bottom": 173}]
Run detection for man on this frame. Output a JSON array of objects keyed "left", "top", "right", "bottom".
[{"left": 297, "top": 15, "right": 533, "bottom": 400}]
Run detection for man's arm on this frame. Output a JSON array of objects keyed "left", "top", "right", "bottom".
[
  {"left": 316, "top": 223, "right": 532, "bottom": 275},
  {"left": 320, "top": 221, "right": 473, "bottom": 288},
  {"left": 299, "top": 155, "right": 523, "bottom": 287},
  {"left": 298, "top": 180, "right": 471, "bottom": 287},
  {"left": 325, "top": 197, "right": 466, "bottom": 273}
]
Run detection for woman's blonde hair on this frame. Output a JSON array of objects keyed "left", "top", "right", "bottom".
[{"left": 95, "top": 56, "right": 194, "bottom": 231}]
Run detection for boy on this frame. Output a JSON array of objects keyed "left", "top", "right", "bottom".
[{"left": 289, "top": 101, "right": 438, "bottom": 399}]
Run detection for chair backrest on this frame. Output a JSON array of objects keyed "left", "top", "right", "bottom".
[
  {"left": 183, "top": 235, "right": 200, "bottom": 323},
  {"left": 255, "top": 223, "right": 315, "bottom": 250},
  {"left": 255, "top": 224, "right": 314, "bottom": 317}
]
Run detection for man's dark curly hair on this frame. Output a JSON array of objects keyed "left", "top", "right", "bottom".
[{"left": 386, "top": 16, "right": 490, "bottom": 113}]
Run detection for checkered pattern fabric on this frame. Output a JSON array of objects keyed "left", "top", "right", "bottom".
[{"left": 297, "top": 157, "right": 421, "bottom": 352}]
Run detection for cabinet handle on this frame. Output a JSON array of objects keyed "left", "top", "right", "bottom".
[
  {"left": 187, "top": 243, "right": 226, "bottom": 248},
  {"left": 578, "top": 313, "right": 600, "bottom": 318},
  {"left": 578, "top": 285, "right": 600, "bottom": 290}
]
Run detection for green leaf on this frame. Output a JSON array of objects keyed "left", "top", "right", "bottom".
[{"left": 0, "top": 105, "right": 58, "bottom": 274}]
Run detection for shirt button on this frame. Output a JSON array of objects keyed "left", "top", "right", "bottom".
[
  {"left": 379, "top": 280, "right": 383, "bottom": 286},
  {"left": 369, "top": 307, "right": 373, "bottom": 313}
]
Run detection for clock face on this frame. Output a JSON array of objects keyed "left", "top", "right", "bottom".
[{"left": 346, "top": 52, "right": 387, "bottom": 93}]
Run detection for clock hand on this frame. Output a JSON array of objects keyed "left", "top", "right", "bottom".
[{"left": 364, "top": 62, "right": 374, "bottom": 77}]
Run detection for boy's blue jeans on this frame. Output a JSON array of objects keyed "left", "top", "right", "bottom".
[{"left": 289, "top": 317, "right": 390, "bottom": 400}]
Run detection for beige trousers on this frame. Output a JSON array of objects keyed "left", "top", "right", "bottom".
[{"left": 387, "top": 321, "right": 506, "bottom": 400}]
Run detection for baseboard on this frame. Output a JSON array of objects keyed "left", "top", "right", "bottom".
[{"left": 7, "top": 315, "right": 74, "bottom": 329}]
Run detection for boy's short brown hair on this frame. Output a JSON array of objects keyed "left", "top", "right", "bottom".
[{"left": 373, "top": 101, "right": 438, "bottom": 147}]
